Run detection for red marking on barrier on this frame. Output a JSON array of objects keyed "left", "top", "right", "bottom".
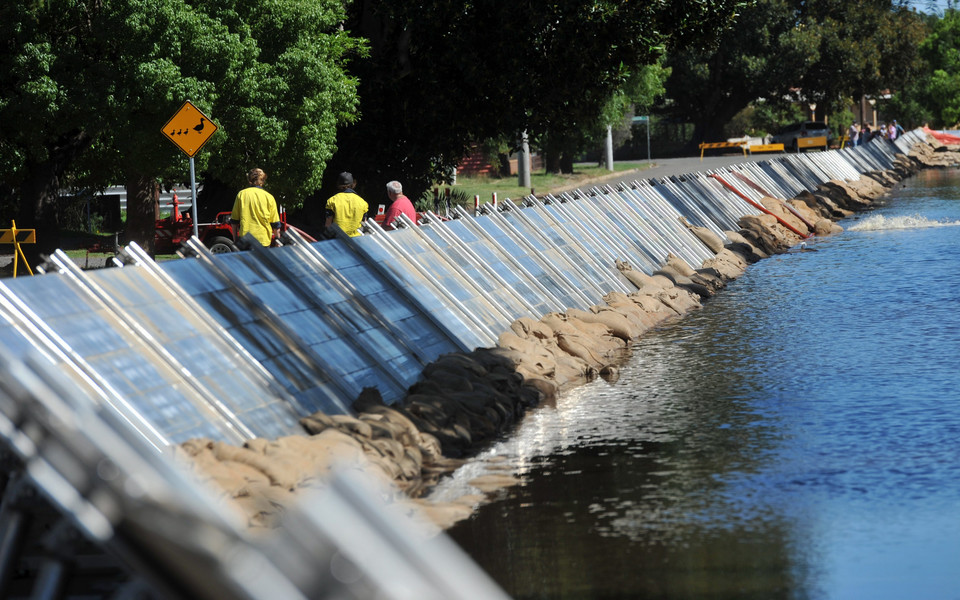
[
  {"left": 709, "top": 174, "right": 812, "bottom": 239},
  {"left": 731, "top": 172, "right": 816, "bottom": 231}
]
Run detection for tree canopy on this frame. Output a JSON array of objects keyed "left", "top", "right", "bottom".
[
  {"left": 326, "top": 0, "right": 748, "bottom": 198},
  {"left": 1, "top": 0, "right": 361, "bottom": 255},
  {"left": 889, "top": 8, "right": 960, "bottom": 127},
  {"left": 662, "top": 0, "right": 926, "bottom": 146}
]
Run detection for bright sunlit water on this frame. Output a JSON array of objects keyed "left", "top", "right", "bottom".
[{"left": 446, "top": 168, "right": 960, "bottom": 599}]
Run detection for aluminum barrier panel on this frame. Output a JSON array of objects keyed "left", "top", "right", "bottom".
[
  {"left": 163, "top": 238, "right": 451, "bottom": 411},
  {"left": 469, "top": 212, "right": 594, "bottom": 310},
  {"left": 0, "top": 266, "right": 258, "bottom": 445},
  {"left": 0, "top": 346, "right": 508, "bottom": 600},
  {"left": 0, "top": 130, "right": 914, "bottom": 452},
  {"left": 506, "top": 200, "right": 633, "bottom": 295},
  {"left": 298, "top": 237, "right": 462, "bottom": 368},
  {"left": 551, "top": 191, "right": 660, "bottom": 274},
  {"left": 373, "top": 225, "right": 517, "bottom": 339},
  {"left": 161, "top": 252, "right": 357, "bottom": 417},
  {"left": 492, "top": 207, "right": 605, "bottom": 306},
  {"left": 351, "top": 229, "right": 497, "bottom": 350},
  {"left": 417, "top": 218, "right": 546, "bottom": 319}
]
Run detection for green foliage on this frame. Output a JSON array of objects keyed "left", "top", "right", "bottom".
[
  {"left": 415, "top": 187, "right": 472, "bottom": 213},
  {"left": 1, "top": 0, "right": 363, "bottom": 251},
  {"left": 899, "top": 8, "right": 960, "bottom": 127},
  {"left": 600, "top": 61, "right": 671, "bottom": 128},
  {"left": 664, "top": 0, "right": 927, "bottom": 145},
  {"left": 331, "top": 0, "right": 746, "bottom": 196},
  {"left": 726, "top": 102, "right": 807, "bottom": 139},
  {"left": 830, "top": 106, "right": 856, "bottom": 138},
  {"left": 799, "top": 0, "right": 927, "bottom": 115},
  {"left": 664, "top": 0, "right": 821, "bottom": 144}
]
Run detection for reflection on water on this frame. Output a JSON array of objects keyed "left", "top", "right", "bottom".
[{"left": 445, "top": 169, "right": 960, "bottom": 599}]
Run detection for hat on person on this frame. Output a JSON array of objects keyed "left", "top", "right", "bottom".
[{"left": 337, "top": 172, "right": 355, "bottom": 187}]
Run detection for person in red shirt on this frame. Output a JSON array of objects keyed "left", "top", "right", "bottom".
[{"left": 382, "top": 180, "right": 417, "bottom": 229}]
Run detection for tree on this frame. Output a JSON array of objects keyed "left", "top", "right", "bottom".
[
  {"left": 326, "top": 0, "right": 748, "bottom": 198},
  {"left": 0, "top": 0, "right": 361, "bottom": 258},
  {"left": 798, "top": 0, "right": 926, "bottom": 120},
  {"left": 603, "top": 61, "right": 671, "bottom": 151},
  {"left": 663, "top": 0, "right": 926, "bottom": 148},
  {"left": 895, "top": 8, "right": 960, "bottom": 127},
  {"left": 664, "top": 0, "right": 823, "bottom": 147}
]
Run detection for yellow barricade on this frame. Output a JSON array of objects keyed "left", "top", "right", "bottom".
[
  {"left": 0, "top": 221, "right": 35, "bottom": 277},
  {"left": 748, "top": 143, "right": 784, "bottom": 154},
  {"left": 699, "top": 141, "right": 748, "bottom": 160},
  {"left": 797, "top": 136, "right": 828, "bottom": 151}
]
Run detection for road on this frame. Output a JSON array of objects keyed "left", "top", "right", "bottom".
[{"left": 567, "top": 151, "right": 790, "bottom": 194}]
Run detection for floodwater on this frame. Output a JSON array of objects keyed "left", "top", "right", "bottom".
[{"left": 443, "top": 168, "right": 960, "bottom": 599}]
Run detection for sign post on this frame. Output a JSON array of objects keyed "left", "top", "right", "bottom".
[
  {"left": 161, "top": 101, "right": 218, "bottom": 238},
  {"left": 632, "top": 115, "right": 651, "bottom": 162}
]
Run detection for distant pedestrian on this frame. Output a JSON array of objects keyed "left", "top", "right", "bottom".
[
  {"left": 861, "top": 123, "right": 872, "bottom": 143},
  {"left": 325, "top": 172, "right": 369, "bottom": 237},
  {"left": 230, "top": 168, "right": 280, "bottom": 247},
  {"left": 894, "top": 119, "right": 905, "bottom": 138},
  {"left": 887, "top": 121, "right": 898, "bottom": 141},
  {"left": 848, "top": 122, "right": 860, "bottom": 147},
  {"left": 382, "top": 181, "right": 417, "bottom": 230}
]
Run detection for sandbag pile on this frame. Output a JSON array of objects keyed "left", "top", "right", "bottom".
[
  {"left": 174, "top": 349, "right": 547, "bottom": 529},
  {"left": 911, "top": 137, "right": 960, "bottom": 167},
  {"left": 366, "top": 349, "right": 547, "bottom": 458},
  {"left": 177, "top": 134, "right": 960, "bottom": 532}
]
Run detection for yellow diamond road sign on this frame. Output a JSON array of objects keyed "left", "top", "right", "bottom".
[{"left": 162, "top": 100, "right": 218, "bottom": 157}]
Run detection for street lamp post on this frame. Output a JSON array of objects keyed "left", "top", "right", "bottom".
[
  {"left": 868, "top": 98, "right": 877, "bottom": 128},
  {"left": 809, "top": 102, "right": 817, "bottom": 122}
]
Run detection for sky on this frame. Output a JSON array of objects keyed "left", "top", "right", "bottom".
[{"left": 908, "top": 0, "right": 955, "bottom": 14}]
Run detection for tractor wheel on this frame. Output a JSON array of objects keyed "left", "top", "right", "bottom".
[{"left": 207, "top": 236, "right": 239, "bottom": 254}]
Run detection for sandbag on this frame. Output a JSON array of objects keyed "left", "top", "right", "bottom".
[{"left": 567, "top": 307, "right": 638, "bottom": 341}]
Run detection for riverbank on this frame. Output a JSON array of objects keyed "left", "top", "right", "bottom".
[{"left": 175, "top": 136, "right": 960, "bottom": 534}]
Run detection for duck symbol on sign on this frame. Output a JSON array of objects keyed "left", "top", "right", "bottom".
[{"left": 162, "top": 101, "right": 217, "bottom": 157}]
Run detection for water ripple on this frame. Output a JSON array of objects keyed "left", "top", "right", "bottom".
[{"left": 451, "top": 170, "right": 960, "bottom": 599}]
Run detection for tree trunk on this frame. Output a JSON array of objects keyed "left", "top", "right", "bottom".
[
  {"left": 16, "top": 129, "right": 92, "bottom": 267},
  {"left": 497, "top": 152, "right": 511, "bottom": 177},
  {"left": 544, "top": 148, "right": 561, "bottom": 174},
  {"left": 125, "top": 173, "right": 158, "bottom": 257},
  {"left": 559, "top": 152, "right": 574, "bottom": 174}
]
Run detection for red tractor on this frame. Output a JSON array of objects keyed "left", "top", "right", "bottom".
[
  {"left": 154, "top": 209, "right": 239, "bottom": 254},
  {"left": 155, "top": 197, "right": 315, "bottom": 254}
]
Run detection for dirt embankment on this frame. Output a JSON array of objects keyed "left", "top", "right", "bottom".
[{"left": 175, "top": 137, "right": 960, "bottom": 533}]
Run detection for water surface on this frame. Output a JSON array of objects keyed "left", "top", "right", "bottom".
[{"left": 444, "top": 169, "right": 960, "bottom": 599}]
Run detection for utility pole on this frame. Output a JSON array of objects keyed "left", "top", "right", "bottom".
[
  {"left": 518, "top": 131, "right": 531, "bottom": 188},
  {"left": 605, "top": 125, "right": 614, "bottom": 171}
]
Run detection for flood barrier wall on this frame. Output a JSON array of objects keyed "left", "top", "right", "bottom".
[
  {"left": 0, "top": 131, "right": 924, "bottom": 599},
  {"left": 0, "top": 133, "right": 918, "bottom": 450}
]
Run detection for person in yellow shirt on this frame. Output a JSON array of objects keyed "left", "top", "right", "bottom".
[
  {"left": 230, "top": 168, "right": 280, "bottom": 247},
  {"left": 324, "top": 172, "right": 369, "bottom": 237}
]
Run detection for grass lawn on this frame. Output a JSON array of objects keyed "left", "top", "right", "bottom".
[
  {"left": 448, "top": 161, "right": 651, "bottom": 205},
  {"left": 62, "top": 248, "right": 180, "bottom": 262}
]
